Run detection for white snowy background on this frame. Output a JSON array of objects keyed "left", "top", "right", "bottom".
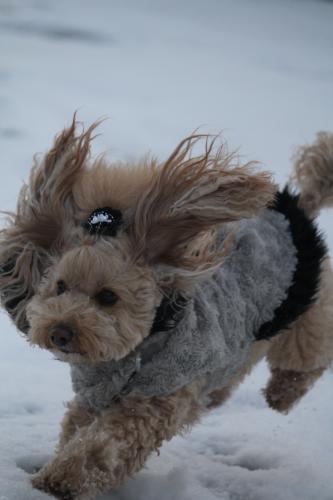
[{"left": 0, "top": 0, "right": 333, "bottom": 498}]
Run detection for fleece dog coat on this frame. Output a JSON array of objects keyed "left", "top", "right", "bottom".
[{"left": 71, "top": 190, "right": 326, "bottom": 410}]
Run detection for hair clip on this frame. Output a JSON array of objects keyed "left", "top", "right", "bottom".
[{"left": 84, "top": 207, "right": 122, "bottom": 237}]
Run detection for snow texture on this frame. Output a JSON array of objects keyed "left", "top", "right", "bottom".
[{"left": 0, "top": 0, "right": 332, "bottom": 499}]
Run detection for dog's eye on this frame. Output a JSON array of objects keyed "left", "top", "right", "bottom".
[
  {"left": 56, "top": 280, "right": 67, "bottom": 296},
  {"left": 95, "top": 289, "right": 118, "bottom": 306}
]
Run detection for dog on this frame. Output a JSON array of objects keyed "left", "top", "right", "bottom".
[{"left": 1, "top": 118, "right": 333, "bottom": 500}]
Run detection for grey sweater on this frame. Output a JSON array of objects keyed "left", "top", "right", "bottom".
[{"left": 71, "top": 209, "right": 298, "bottom": 410}]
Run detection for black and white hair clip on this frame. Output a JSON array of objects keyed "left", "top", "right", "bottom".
[{"left": 84, "top": 207, "right": 122, "bottom": 237}]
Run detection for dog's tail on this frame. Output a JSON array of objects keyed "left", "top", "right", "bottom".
[{"left": 291, "top": 132, "right": 333, "bottom": 218}]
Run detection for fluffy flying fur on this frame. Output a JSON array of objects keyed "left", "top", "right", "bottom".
[{"left": 1, "top": 119, "right": 333, "bottom": 500}]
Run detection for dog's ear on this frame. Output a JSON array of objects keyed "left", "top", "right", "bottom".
[
  {"left": 0, "top": 117, "right": 96, "bottom": 332},
  {"left": 14, "top": 116, "right": 97, "bottom": 248},
  {"left": 132, "top": 135, "right": 276, "bottom": 269},
  {"left": 0, "top": 243, "right": 46, "bottom": 333}
]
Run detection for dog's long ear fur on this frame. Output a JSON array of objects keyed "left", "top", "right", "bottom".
[
  {"left": 132, "top": 135, "right": 276, "bottom": 270},
  {"left": 0, "top": 117, "right": 96, "bottom": 332}
]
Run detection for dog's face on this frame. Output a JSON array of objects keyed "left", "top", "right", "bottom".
[
  {"left": 0, "top": 118, "right": 275, "bottom": 364},
  {"left": 26, "top": 239, "right": 160, "bottom": 363}
]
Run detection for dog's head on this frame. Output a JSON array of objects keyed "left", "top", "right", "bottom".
[{"left": 0, "top": 118, "right": 275, "bottom": 363}]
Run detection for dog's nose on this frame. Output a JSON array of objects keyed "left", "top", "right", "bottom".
[{"left": 49, "top": 324, "right": 74, "bottom": 349}]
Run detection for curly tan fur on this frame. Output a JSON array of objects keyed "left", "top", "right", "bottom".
[
  {"left": 0, "top": 119, "right": 275, "bottom": 368},
  {"left": 0, "top": 117, "right": 98, "bottom": 332},
  {"left": 27, "top": 242, "right": 161, "bottom": 363},
  {"left": 1, "top": 121, "right": 333, "bottom": 499},
  {"left": 292, "top": 131, "right": 333, "bottom": 217},
  {"left": 261, "top": 257, "right": 333, "bottom": 412},
  {"left": 32, "top": 381, "right": 202, "bottom": 499},
  {"left": 264, "top": 367, "right": 325, "bottom": 414},
  {"left": 132, "top": 135, "right": 275, "bottom": 267},
  {"left": 266, "top": 258, "right": 333, "bottom": 373}
]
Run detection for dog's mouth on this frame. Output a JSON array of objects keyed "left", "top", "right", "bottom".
[
  {"left": 52, "top": 346, "right": 75, "bottom": 359},
  {"left": 59, "top": 347, "right": 72, "bottom": 354},
  {"left": 56, "top": 344, "right": 83, "bottom": 355},
  {"left": 51, "top": 347, "right": 87, "bottom": 364},
  {"left": 48, "top": 337, "right": 81, "bottom": 357}
]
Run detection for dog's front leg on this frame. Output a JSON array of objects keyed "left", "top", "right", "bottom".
[{"left": 31, "top": 383, "right": 201, "bottom": 499}]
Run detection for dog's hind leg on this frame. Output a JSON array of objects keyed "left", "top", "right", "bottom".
[
  {"left": 264, "top": 366, "right": 325, "bottom": 413},
  {"left": 263, "top": 258, "right": 333, "bottom": 413},
  {"left": 264, "top": 132, "right": 333, "bottom": 413}
]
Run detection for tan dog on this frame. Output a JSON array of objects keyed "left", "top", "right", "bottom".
[{"left": 1, "top": 119, "right": 332, "bottom": 499}]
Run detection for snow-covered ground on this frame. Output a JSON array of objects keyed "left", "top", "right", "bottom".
[{"left": 0, "top": 0, "right": 332, "bottom": 498}]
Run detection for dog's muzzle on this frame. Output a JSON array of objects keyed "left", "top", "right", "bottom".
[{"left": 49, "top": 324, "right": 74, "bottom": 350}]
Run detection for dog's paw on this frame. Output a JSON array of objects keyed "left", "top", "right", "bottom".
[
  {"left": 30, "top": 451, "right": 112, "bottom": 500},
  {"left": 31, "top": 468, "right": 76, "bottom": 500},
  {"left": 263, "top": 367, "right": 323, "bottom": 413}
]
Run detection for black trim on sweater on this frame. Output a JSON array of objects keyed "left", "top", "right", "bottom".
[{"left": 255, "top": 188, "right": 327, "bottom": 341}]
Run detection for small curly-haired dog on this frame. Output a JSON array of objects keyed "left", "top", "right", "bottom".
[{"left": 1, "top": 118, "right": 333, "bottom": 499}]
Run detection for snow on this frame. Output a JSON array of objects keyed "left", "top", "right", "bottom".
[{"left": 0, "top": 0, "right": 332, "bottom": 498}]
